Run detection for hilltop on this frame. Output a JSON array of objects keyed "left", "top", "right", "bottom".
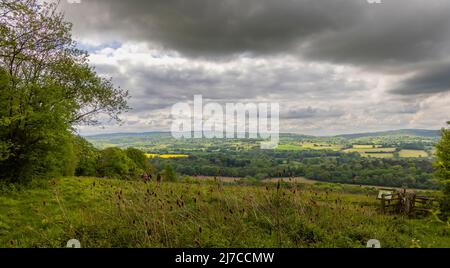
[
  {"left": 335, "top": 129, "right": 441, "bottom": 139},
  {"left": 0, "top": 177, "right": 447, "bottom": 248},
  {"left": 85, "top": 129, "right": 440, "bottom": 141}
]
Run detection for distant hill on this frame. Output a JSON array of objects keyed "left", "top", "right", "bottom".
[
  {"left": 336, "top": 129, "right": 440, "bottom": 139},
  {"left": 86, "top": 131, "right": 171, "bottom": 139},
  {"left": 84, "top": 129, "right": 441, "bottom": 142}
]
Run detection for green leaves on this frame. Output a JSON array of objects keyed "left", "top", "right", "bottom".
[
  {"left": 0, "top": 0, "right": 128, "bottom": 182},
  {"left": 434, "top": 123, "right": 450, "bottom": 219},
  {"left": 97, "top": 147, "right": 145, "bottom": 180}
]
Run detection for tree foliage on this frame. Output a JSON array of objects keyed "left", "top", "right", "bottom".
[
  {"left": 97, "top": 147, "right": 153, "bottom": 180},
  {"left": 0, "top": 0, "right": 128, "bottom": 182},
  {"left": 435, "top": 122, "right": 450, "bottom": 218},
  {"left": 163, "top": 164, "right": 177, "bottom": 182},
  {"left": 74, "top": 136, "right": 99, "bottom": 177},
  {"left": 126, "top": 147, "right": 154, "bottom": 174},
  {"left": 150, "top": 150, "right": 437, "bottom": 189}
]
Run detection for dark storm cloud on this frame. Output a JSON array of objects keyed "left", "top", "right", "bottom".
[
  {"left": 62, "top": 0, "right": 361, "bottom": 56},
  {"left": 61, "top": 0, "right": 450, "bottom": 135},
  {"left": 63, "top": 0, "right": 450, "bottom": 65},
  {"left": 392, "top": 63, "right": 450, "bottom": 95},
  {"left": 302, "top": 1, "right": 450, "bottom": 68},
  {"left": 60, "top": 0, "right": 450, "bottom": 96}
]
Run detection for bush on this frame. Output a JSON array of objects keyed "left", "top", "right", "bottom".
[
  {"left": 74, "top": 137, "right": 99, "bottom": 177},
  {"left": 97, "top": 148, "right": 140, "bottom": 179},
  {"left": 435, "top": 122, "right": 450, "bottom": 220},
  {"left": 126, "top": 148, "right": 154, "bottom": 174},
  {"left": 163, "top": 164, "right": 177, "bottom": 182}
]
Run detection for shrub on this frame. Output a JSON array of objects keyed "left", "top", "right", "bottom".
[
  {"left": 435, "top": 122, "right": 450, "bottom": 220},
  {"left": 97, "top": 148, "right": 140, "bottom": 179}
]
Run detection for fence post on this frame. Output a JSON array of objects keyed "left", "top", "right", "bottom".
[{"left": 381, "top": 194, "right": 385, "bottom": 214}]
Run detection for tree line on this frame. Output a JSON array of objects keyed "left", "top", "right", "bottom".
[{"left": 151, "top": 150, "right": 437, "bottom": 189}]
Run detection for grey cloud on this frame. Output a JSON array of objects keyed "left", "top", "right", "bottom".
[
  {"left": 59, "top": 0, "right": 450, "bottom": 134},
  {"left": 61, "top": 0, "right": 450, "bottom": 99},
  {"left": 62, "top": 0, "right": 361, "bottom": 56},
  {"left": 282, "top": 107, "right": 345, "bottom": 119},
  {"left": 62, "top": 0, "right": 450, "bottom": 66},
  {"left": 90, "top": 54, "right": 367, "bottom": 118},
  {"left": 302, "top": 1, "right": 450, "bottom": 68},
  {"left": 392, "top": 63, "right": 450, "bottom": 95}
]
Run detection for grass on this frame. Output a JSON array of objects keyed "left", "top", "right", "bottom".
[
  {"left": 353, "top": 145, "right": 383, "bottom": 149},
  {"left": 361, "top": 153, "right": 395, "bottom": 158},
  {"left": 0, "top": 177, "right": 449, "bottom": 248},
  {"left": 273, "top": 143, "right": 432, "bottom": 159},
  {"left": 345, "top": 148, "right": 397, "bottom": 153},
  {"left": 344, "top": 147, "right": 397, "bottom": 158},
  {"left": 399, "top": 150, "right": 429, "bottom": 158},
  {"left": 276, "top": 144, "right": 304, "bottom": 150}
]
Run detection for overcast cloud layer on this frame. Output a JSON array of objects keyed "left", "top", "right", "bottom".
[{"left": 60, "top": 0, "right": 450, "bottom": 135}]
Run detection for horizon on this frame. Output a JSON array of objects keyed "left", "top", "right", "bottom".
[{"left": 81, "top": 127, "right": 441, "bottom": 138}]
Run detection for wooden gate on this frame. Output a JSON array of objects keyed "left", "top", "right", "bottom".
[{"left": 378, "top": 188, "right": 435, "bottom": 216}]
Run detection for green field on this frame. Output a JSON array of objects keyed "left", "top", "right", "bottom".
[
  {"left": 352, "top": 145, "right": 383, "bottom": 149},
  {"left": 361, "top": 153, "right": 395, "bottom": 158},
  {"left": 399, "top": 150, "right": 429, "bottom": 158},
  {"left": 344, "top": 148, "right": 397, "bottom": 153},
  {"left": 0, "top": 177, "right": 448, "bottom": 248},
  {"left": 275, "top": 141, "right": 432, "bottom": 159}
]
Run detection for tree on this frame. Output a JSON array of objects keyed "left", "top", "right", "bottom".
[
  {"left": 97, "top": 148, "right": 138, "bottom": 179},
  {"left": 435, "top": 121, "right": 450, "bottom": 219},
  {"left": 0, "top": 0, "right": 128, "bottom": 182},
  {"left": 74, "top": 136, "right": 99, "bottom": 177},
  {"left": 125, "top": 148, "right": 154, "bottom": 175},
  {"left": 0, "top": 68, "right": 11, "bottom": 161},
  {"left": 163, "top": 164, "right": 177, "bottom": 182}
]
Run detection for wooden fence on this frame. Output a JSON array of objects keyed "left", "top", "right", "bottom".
[{"left": 378, "top": 188, "right": 435, "bottom": 216}]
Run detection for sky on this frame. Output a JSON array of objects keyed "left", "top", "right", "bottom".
[{"left": 60, "top": 0, "right": 450, "bottom": 136}]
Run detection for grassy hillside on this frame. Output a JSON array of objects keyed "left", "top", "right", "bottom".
[{"left": 0, "top": 177, "right": 448, "bottom": 248}]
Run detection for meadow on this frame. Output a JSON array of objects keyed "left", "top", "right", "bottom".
[
  {"left": 0, "top": 177, "right": 448, "bottom": 248},
  {"left": 344, "top": 146, "right": 397, "bottom": 158},
  {"left": 272, "top": 142, "right": 433, "bottom": 160},
  {"left": 399, "top": 150, "right": 429, "bottom": 158}
]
